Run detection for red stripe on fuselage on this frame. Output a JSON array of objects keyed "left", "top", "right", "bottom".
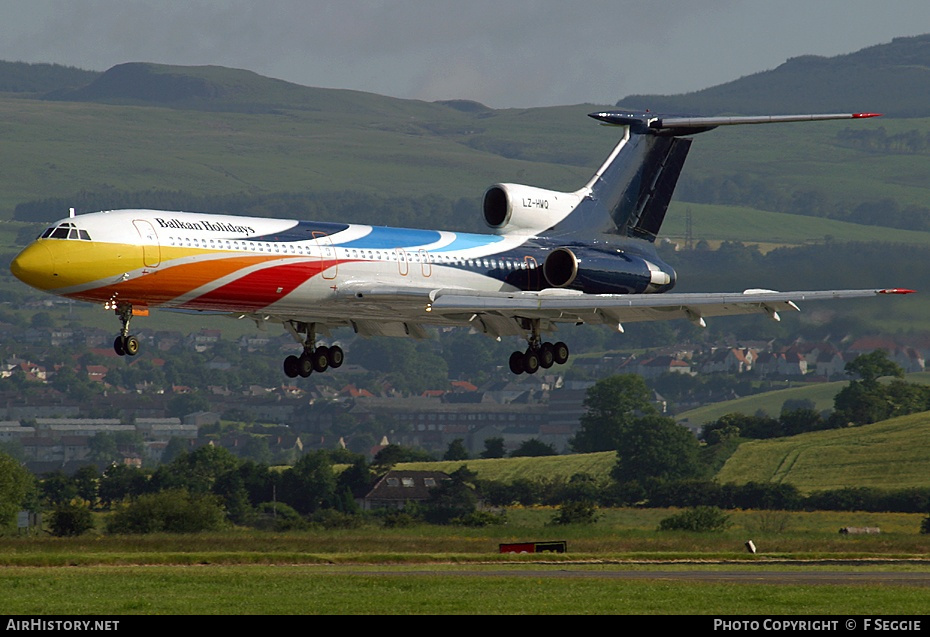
[{"left": 179, "top": 259, "right": 343, "bottom": 311}]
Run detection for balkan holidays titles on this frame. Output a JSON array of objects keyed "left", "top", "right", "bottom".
[{"left": 154, "top": 217, "right": 256, "bottom": 235}]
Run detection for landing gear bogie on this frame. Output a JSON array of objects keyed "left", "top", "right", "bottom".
[
  {"left": 281, "top": 321, "right": 345, "bottom": 379},
  {"left": 508, "top": 340, "right": 570, "bottom": 375}
]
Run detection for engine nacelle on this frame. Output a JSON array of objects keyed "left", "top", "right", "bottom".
[
  {"left": 542, "top": 246, "right": 676, "bottom": 294},
  {"left": 483, "top": 183, "right": 581, "bottom": 234}
]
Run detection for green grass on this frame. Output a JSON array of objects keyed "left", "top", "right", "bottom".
[
  {"left": 3, "top": 564, "right": 930, "bottom": 614},
  {"left": 664, "top": 201, "right": 930, "bottom": 247},
  {"left": 2, "top": 509, "right": 930, "bottom": 614},
  {"left": 398, "top": 451, "right": 616, "bottom": 483},
  {"left": 717, "top": 412, "right": 930, "bottom": 492}
]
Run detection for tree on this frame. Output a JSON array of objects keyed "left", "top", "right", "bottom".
[
  {"left": 0, "top": 452, "right": 35, "bottom": 531},
  {"left": 443, "top": 439, "right": 469, "bottom": 461},
  {"left": 372, "top": 444, "right": 433, "bottom": 468},
  {"left": 480, "top": 437, "right": 505, "bottom": 459},
  {"left": 611, "top": 414, "right": 704, "bottom": 484},
  {"left": 279, "top": 451, "right": 337, "bottom": 515},
  {"left": 49, "top": 501, "right": 95, "bottom": 537},
  {"left": 549, "top": 500, "right": 598, "bottom": 525},
  {"left": 845, "top": 350, "right": 904, "bottom": 386},
  {"left": 424, "top": 466, "right": 477, "bottom": 524},
  {"left": 98, "top": 464, "right": 147, "bottom": 508},
  {"left": 658, "top": 506, "right": 731, "bottom": 532},
  {"left": 832, "top": 351, "right": 930, "bottom": 427},
  {"left": 72, "top": 465, "right": 99, "bottom": 507},
  {"left": 337, "top": 456, "right": 375, "bottom": 498},
  {"left": 510, "top": 438, "right": 557, "bottom": 457},
  {"left": 570, "top": 375, "right": 657, "bottom": 453},
  {"left": 149, "top": 445, "right": 240, "bottom": 495},
  {"left": 39, "top": 471, "right": 78, "bottom": 506},
  {"left": 106, "top": 489, "right": 227, "bottom": 534},
  {"left": 779, "top": 408, "right": 825, "bottom": 436}
]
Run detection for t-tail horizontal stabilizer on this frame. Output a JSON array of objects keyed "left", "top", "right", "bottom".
[{"left": 588, "top": 111, "right": 882, "bottom": 136}]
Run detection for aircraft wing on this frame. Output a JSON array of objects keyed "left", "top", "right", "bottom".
[
  {"left": 253, "top": 285, "right": 912, "bottom": 341},
  {"left": 425, "top": 287, "right": 914, "bottom": 331}
]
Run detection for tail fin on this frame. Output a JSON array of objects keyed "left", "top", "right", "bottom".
[{"left": 544, "top": 111, "right": 881, "bottom": 241}]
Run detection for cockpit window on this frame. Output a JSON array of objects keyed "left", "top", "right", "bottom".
[{"left": 42, "top": 222, "right": 92, "bottom": 241}]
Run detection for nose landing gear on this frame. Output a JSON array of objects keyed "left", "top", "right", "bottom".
[{"left": 111, "top": 302, "right": 141, "bottom": 357}]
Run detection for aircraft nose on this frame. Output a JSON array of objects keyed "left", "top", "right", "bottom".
[{"left": 10, "top": 242, "right": 57, "bottom": 290}]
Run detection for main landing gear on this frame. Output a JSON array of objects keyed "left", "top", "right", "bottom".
[
  {"left": 508, "top": 319, "right": 569, "bottom": 375},
  {"left": 112, "top": 303, "right": 141, "bottom": 357},
  {"left": 282, "top": 321, "right": 344, "bottom": 379}
]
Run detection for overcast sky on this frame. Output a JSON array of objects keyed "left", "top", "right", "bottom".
[{"left": 3, "top": 1, "right": 930, "bottom": 108}]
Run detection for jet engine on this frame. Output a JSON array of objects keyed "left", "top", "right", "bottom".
[
  {"left": 542, "top": 246, "right": 675, "bottom": 294},
  {"left": 483, "top": 184, "right": 581, "bottom": 234}
]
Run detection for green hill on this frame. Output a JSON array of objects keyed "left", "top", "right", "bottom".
[
  {"left": 716, "top": 411, "right": 930, "bottom": 492},
  {"left": 677, "top": 373, "right": 930, "bottom": 426},
  {"left": 676, "top": 382, "right": 849, "bottom": 427},
  {"left": 397, "top": 408, "right": 930, "bottom": 496},
  {"left": 2, "top": 49, "right": 930, "bottom": 242},
  {"left": 46, "top": 62, "right": 455, "bottom": 117},
  {"left": 0, "top": 60, "right": 98, "bottom": 94},
  {"left": 617, "top": 34, "right": 930, "bottom": 117}
]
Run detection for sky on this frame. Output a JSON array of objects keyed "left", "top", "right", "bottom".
[{"left": 2, "top": 0, "right": 930, "bottom": 109}]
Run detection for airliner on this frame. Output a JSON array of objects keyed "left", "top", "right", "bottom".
[{"left": 10, "top": 110, "right": 912, "bottom": 378}]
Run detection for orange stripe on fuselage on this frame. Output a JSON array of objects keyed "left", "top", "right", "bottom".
[{"left": 66, "top": 254, "right": 292, "bottom": 306}]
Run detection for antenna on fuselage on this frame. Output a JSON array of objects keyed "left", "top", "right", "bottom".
[{"left": 69, "top": 208, "right": 75, "bottom": 218}]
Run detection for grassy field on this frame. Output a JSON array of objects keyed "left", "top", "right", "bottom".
[
  {"left": 663, "top": 201, "right": 930, "bottom": 248},
  {"left": 677, "top": 373, "right": 930, "bottom": 426},
  {"left": 399, "top": 451, "right": 616, "bottom": 483},
  {"left": 4, "top": 564, "right": 930, "bottom": 615},
  {"left": 676, "top": 382, "right": 849, "bottom": 426},
  {"left": 2, "top": 508, "right": 930, "bottom": 614},
  {"left": 717, "top": 412, "right": 930, "bottom": 492}
]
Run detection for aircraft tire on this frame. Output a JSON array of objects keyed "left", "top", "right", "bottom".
[
  {"left": 327, "top": 345, "right": 344, "bottom": 369},
  {"left": 113, "top": 336, "right": 126, "bottom": 357},
  {"left": 509, "top": 351, "right": 525, "bottom": 375},
  {"left": 523, "top": 349, "right": 540, "bottom": 374},
  {"left": 283, "top": 355, "right": 300, "bottom": 378},
  {"left": 311, "top": 347, "right": 330, "bottom": 373},
  {"left": 124, "top": 336, "right": 140, "bottom": 356},
  {"left": 297, "top": 355, "right": 313, "bottom": 378},
  {"left": 553, "top": 342, "right": 570, "bottom": 365},
  {"left": 539, "top": 343, "right": 555, "bottom": 369}
]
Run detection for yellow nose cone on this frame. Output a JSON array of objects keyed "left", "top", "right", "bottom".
[{"left": 10, "top": 242, "right": 57, "bottom": 291}]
